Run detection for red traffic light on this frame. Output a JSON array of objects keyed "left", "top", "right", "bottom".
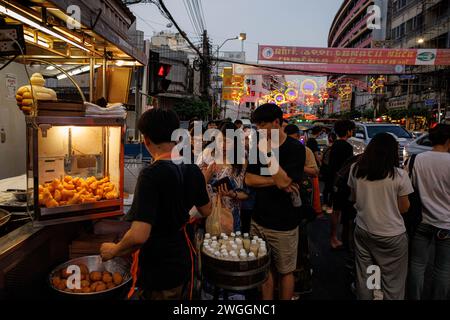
[{"left": 157, "top": 64, "right": 171, "bottom": 77}]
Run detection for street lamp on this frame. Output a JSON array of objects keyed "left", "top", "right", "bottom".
[
  {"left": 218, "top": 36, "right": 239, "bottom": 52},
  {"left": 239, "top": 33, "right": 247, "bottom": 53},
  {"left": 213, "top": 36, "right": 240, "bottom": 119},
  {"left": 417, "top": 38, "right": 424, "bottom": 44}
]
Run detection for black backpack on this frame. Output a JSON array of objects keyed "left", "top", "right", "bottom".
[
  {"left": 403, "top": 155, "right": 423, "bottom": 237},
  {"left": 334, "top": 155, "right": 361, "bottom": 196},
  {"left": 319, "top": 146, "right": 332, "bottom": 181}
]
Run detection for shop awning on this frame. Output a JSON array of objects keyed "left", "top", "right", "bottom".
[{"left": 0, "top": 0, "right": 146, "bottom": 65}]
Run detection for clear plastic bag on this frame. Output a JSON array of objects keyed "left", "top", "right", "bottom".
[{"left": 205, "top": 195, "right": 233, "bottom": 236}]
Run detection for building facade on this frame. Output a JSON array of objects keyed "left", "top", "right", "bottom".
[
  {"left": 328, "top": 0, "right": 389, "bottom": 115},
  {"left": 385, "top": 0, "right": 450, "bottom": 125}
]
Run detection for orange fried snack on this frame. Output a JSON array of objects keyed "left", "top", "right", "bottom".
[{"left": 39, "top": 176, "right": 116, "bottom": 207}]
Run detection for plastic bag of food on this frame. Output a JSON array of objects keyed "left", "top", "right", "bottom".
[{"left": 205, "top": 195, "right": 233, "bottom": 236}]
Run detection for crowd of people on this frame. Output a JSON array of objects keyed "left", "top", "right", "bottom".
[{"left": 99, "top": 103, "right": 450, "bottom": 301}]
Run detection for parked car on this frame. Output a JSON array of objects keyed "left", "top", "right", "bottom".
[
  {"left": 403, "top": 133, "right": 432, "bottom": 163},
  {"left": 239, "top": 118, "right": 252, "bottom": 126},
  {"left": 349, "top": 123, "right": 415, "bottom": 165}
]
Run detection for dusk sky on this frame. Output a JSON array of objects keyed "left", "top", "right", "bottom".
[{"left": 129, "top": 0, "right": 344, "bottom": 62}]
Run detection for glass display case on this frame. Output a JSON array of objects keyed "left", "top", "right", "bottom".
[{"left": 26, "top": 116, "right": 125, "bottom": 224}]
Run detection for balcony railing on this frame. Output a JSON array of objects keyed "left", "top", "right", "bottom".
[{"left": 330, "top": 0, "right": 372, "bottom": 46}]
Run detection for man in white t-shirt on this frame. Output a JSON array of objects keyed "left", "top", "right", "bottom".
[{"left": 408, "top": 124, "right": 450, "bottom": 300}]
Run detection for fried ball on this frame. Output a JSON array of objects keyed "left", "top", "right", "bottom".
[
  {"left": 51, "top": 276, "right": 61, "bottom": 287},
  {"left": 90, "top": 282, "right": 99, "bottom": 292},
  {"left": 112, "top": 272, "right": 123, "bottom": 285},
  {"left": 54, "top": 189, "right": 62, "bottom": 202},
  {"left": 90, "top": 271, "right": 102, "bottom": 282},
  {"left": 81, "top": 280, "right": 90, "bottom": 288},
  {"left": 77, "top": 263, "right": 89, "bottom": 275},
  {"left": 52, "top": 179, "right": 62, "bottom": 188},
  {"left": 95, "top": 282, "right": 107, "bottom": 292},
  {"left": 106, "top": 282, "right": 116, "bottom": 290},
  {"left": 86, "top": 177, "right": 96, "bottom": 185},
  {"left": 60, "top": 268, "right": 71, "bottom": 279},
  {"left": 61, "top": 189, "right": 76, "bottom": 200},
  {"left": 81, "top": 286, "right": 91, "bottom": 293},
  {"left": 67, "top": 193, "right": 81, "bottom": 205},
  {"left": 56, "top": 281, "right": 67, "bottom": 291},
  {"left": 45, "top": 198, "right": 59, "bottom": 208},
  {"left": 63, "top": 182, "right": 75, "bottom": 190},
  {"left": 102, "top": 272, "right": 113, "bottom": 283}
]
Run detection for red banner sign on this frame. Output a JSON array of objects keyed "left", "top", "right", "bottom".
[
  {"left": 233, "top": 63, "right": 404, "bottom": 75},
  {"left": 258, "top": 45, "right": 450, "bottom": 66}
]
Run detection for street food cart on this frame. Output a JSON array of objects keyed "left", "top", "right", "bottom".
[{"left": 0, "top": 0, "right": 146, "bottom": 298}]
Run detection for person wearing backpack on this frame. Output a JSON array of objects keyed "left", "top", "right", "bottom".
[
  {"left": 329, "top": 120, "right": 355, "bottom": 249},
  {"left": 320, "top": 132, "right": 337, "bottom": 214},
  {"left": 408, "top": 124, "right": 450, "bottom": 300},
  {"left": 348, "top": 133, "right": 413, "bottom": 300}
]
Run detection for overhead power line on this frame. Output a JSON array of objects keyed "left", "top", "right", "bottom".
[
  {"left": 186, "top": 0, "right": 200, "bottom": 35},
  {"left": 158, "top": 0, "right": 204, "bottom": 59},
  {"left": 198, "top": 0, "right": 207, "bottom": 30},
  {"left": 182, "top": 0, "right": 199, "bottom": 36},
  {"left": 191, "top": 0, "right": 205, "bottom": 32}
]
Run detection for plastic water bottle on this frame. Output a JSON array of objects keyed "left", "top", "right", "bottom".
[
  {"left": 248, "top": 252, "right": 256, "bottom": 260},
  {"left": 204, "top": 233, "right": 211, "bottom": 241},
  {"left": 243, "top": 235, "right": 251, "bottom": 251},
  {"left": 239, "top": 252, "right": 248, "bottom": 260},
  {"left": 258, "top": 247, "right": 267, "bottom": 258},
  {"left": 250, "top": 240, "right": 259, "bottom": 256},
  {"left": 230, "top": 251, "right": 239, "bottom": 261},
  {"left": 226, "top": 240, "right": 235, "bottom": 252},
  {"left": 230, "top": 232, "right": 236, "bottom": 241},
  {"left": 291, "top": 190, "right": 302, "bottom": 208},
  {"left": 235, "top": 238, "right": 244, "bottom": 251}
]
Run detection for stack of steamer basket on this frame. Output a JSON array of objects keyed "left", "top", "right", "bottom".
[{"left": 200, "top": 233, "right": 270, "bottom": 292}]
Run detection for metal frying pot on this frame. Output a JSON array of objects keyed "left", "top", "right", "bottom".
[
  {"left": 49, "top": 255, "right": 132, "bottom": 300},
  {"left": 0, "top": 208, "right": 11, "bottom": 228}
]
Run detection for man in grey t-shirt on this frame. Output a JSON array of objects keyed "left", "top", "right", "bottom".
[{"left": 408, "top": 124, "right": 450, "bottom": 300}]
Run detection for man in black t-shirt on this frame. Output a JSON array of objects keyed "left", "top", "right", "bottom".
[
  {"left": 245, "top": 103, "right": 306, "bottom": 300},
  {"left": 100, "top": 109, "right": 211, "bottom": 299},
  {"left": 306, "top": 126, "right": 323, "bottom": 166},
  {"left": 328, "top": 120, "right": 355, "bottom": 249}
]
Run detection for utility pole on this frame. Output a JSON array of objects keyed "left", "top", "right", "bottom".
[{"left": 201, "top": 30, "right": 212, "bottom": 108}]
